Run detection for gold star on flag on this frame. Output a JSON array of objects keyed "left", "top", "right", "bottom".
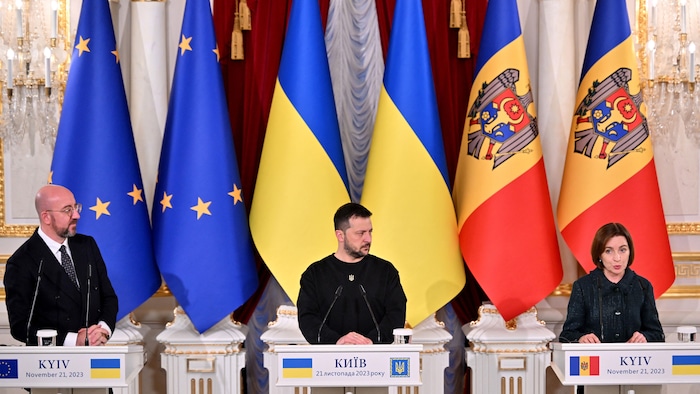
[
  {"left": 160, "top": 192, "right": 173, "bottom": 213},
  {"left": 112, "top": 49, "right": 119, "bottom": 63},
  {"left": 90, "top": 198, "right": 111, "bottom": 219},
  {"left": 127, "top": 184, "right": 144, "bottom": 205},
  {"left": 179, "top": 35, "right": 193, "bottom": 55},
  {"left": 213, "top": 45, "right": 220, "bottom": 62},
  {"left": 191, "top": 197, "right": 211, "bottom": 220},
  {"left": 228, "top": 184, "right": 243, "bottom": 205},
  {"left": 76, "top": 36, "right": 91, "bottom": 56}
]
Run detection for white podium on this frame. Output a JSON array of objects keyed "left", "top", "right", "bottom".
[
  {"left": 551, "top": 342, "right": 700, "bottom": 385},
  {"left": 550, "top": 342, "right": 700, "bottom": 394},
  {"left": 269, "top": 344, "right": 421, "bottom": 393},
  {"left": 0, "top": 344, "right": 144, "bottom": 392}
]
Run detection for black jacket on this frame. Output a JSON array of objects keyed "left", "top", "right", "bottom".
[
  {"left": 560, "top": 268, "right": 664, "bottom": 343},
  {"left": 297, "top": 254, "right": 407, "bottom": 344},
  {"left": 4, "top": 230, "right": 119, "bottom": 345}
]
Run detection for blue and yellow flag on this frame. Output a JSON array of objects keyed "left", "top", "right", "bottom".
[
  {"left": 557, "top": 0, "right": 674, "bottom": 297},
  {"left": 151, "top": 0, "right": 258, "bottom": 333},
  {"left": 50, "top": 0, "right": 160, "bottom": 320},
  {"left": 452, "top": 0, "right": 562, "bottom": 321},
  {"left": 360, "top": 0, "right": 465, "bottom": 326},
  {"left": 249, "top": 0, "right": 350, "bottom": 303}
]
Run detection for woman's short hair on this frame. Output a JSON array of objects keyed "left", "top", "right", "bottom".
[{"left": 590, "top": 222, "right": 635, "bottom": 269}]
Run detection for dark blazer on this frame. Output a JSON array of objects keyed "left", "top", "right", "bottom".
[
  {"left": 559, "top": 268, "right": 665, "bottom": 343},
  {"left": 4, "top": 230, "right": 118, "bottom": 345}
]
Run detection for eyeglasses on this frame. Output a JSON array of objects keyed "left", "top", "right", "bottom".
[{"left": 45, "top": 203, "right": 82, "bottom": 217}]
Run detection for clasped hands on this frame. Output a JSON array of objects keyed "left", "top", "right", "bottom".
[
  {"left": 77, "top": 324, "right": 110, "bottom": 346},
  {"left": 336, "top": 331, "right": 373, "bottom": 345},
  {"left": 578, "top": 331, "right": 647, "bottom": 344}
]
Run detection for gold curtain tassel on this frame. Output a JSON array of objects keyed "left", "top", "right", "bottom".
[
  {"left": 231, "top": 13, "right": 244, "bottom": 60},
  {"left": 457, "top": 11, "right": 471, "bottom": 59},
  {"left": 449, "top": 0, "right": 462, "bottom": 28},
  {"left": 239, "top": 0, "right": 252, "bottom": 30}
]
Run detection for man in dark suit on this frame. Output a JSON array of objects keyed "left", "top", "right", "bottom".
[{"left": 4, "top": 184, "right": 118, "bottom": 346}]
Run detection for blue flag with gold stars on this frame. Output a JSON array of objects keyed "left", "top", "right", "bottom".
[
  {"left": 151, "top": 0, "right": 258, "bottom": 333},
  {"left": 50, "top": 0, "right": 161, "bottom": 320}
]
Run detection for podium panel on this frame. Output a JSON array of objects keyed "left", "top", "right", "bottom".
[
  {"left": 0, "top": 345, "right": 143, "bottom": 388},
  {"left": 551, "top": 342, "right": 700, "bottom": 385},
  {"left": 273, "top": 344, "right": 422, "bottom": 388}
]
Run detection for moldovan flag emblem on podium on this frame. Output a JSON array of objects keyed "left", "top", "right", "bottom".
[
  {"left": 570, "top": 356, "right": 599, "bottom": 376},
  {"left": 452, "top": 0, "right": 562, "bottom": 322},
  {"left": 557, "top": 0, "right": 674, "bottom": 297}
]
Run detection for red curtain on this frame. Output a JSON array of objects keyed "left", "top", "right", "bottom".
[{"left": 213, "top": 0, "right": 488, "bottom": 324}]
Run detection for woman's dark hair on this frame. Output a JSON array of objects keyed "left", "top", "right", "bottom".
[{"left": 590, "top": 222, "right": 635, "bottom": 269}]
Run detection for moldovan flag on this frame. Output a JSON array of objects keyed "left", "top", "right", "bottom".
[
  {"left": 557, "top": 0, "right": 674, "bottom": 297},
  {"left": 151, "top": 0, "right": 258, "bottom": 333},
  {"left": 50, "top": 0, "right": 161, "bottom": 319},
  {"left": 249, "top": 0, "right": 350, "bottom": 302},
  {"left": 452, "top": 0, "right": 562, "bottom": 322},
  {"left": 360, "top": 0, "right": 465, "bottom": 326}
]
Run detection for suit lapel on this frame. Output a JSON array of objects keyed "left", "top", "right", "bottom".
[{"left": 30, "top": 232, "right": 82, "bottom": 303}]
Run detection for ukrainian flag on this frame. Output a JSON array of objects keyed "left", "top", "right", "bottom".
[
  {"left": 672, "top": 355, "right": 700, "bottom": 375},
  {"left": 360, "top": 0, "right": 465, "bottom": 326},
  {"left": 557, "top": 0, "right": 674, "bottom": 298},
  {"left": 90, "top": 358, "right": 120, "bottom": 379},
  {"left": 282, "top": 358, "right": 313, "bottom": 379},
  {"left": 249, "top": 0, "right": 350, "bottom": 303},
  {"left": 452, "top": 0, "right": 561, "bottom": 322}
]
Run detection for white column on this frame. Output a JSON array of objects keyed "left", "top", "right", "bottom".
[
  {"left": 464, "top": 303, "right": 555, "bottom": 394},
  {"left": 157, "top": 307, "right": 248, "bottom": 394}
]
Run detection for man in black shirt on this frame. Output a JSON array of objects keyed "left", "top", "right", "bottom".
[{"left": 297, "top": 203, "right": 407, "bottom": 344}]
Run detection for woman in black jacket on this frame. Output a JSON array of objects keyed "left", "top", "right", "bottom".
[{"left": 559, "top": 222, "right": 665, "bottom": 344}]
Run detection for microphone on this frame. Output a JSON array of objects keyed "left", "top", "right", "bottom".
[
  {"left": 359, "top": 284, "right": 381, "bottom": 343},
  {"left": 26, "top": 259, "right": 44, "bottom": 345},
  {"left": 318, "top": 285, "right": 343, "bottom": 343},
  {"left": 84, "top": 264, "right": 91, "bottom": 346}
]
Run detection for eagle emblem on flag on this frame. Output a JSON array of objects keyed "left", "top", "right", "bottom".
[
  {"left": 571, "top": 67, "right": 648, "bottom": 168},
  {"left": 465, "top": 68, "right": 538, "bottom": 169}
]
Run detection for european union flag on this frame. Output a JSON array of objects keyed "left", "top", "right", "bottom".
[
  {"left": 50, "top": 0, "right": 161, "bottom": 319},
  {"left": 151, "top": 0, "right": 258, "bottom": 333},
  {"left": 0, "top": 359, "right": 18, "bottom": 379}
]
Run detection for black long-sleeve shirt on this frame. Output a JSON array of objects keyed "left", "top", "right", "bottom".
[
  {"left": 559, "top": 268, "right": 664, "bottom": 343},
  {"left": 297, "top": 254, "right": 407, "bottom": 344}
]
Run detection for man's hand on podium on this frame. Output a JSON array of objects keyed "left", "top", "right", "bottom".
[
  {"left": 77, "top": 324, "right": 110, "bottom": 346},
  {"left": 336, "top": 332, "right": 373, "bottom": 345}
]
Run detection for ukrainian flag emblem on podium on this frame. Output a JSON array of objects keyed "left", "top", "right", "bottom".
[{"left": 390, "top": 358, "right": 410, "bottom": 377}]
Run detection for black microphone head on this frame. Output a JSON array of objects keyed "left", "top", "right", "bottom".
[
  {"left": 335, "top": 285, "right": 343, "bottom": 297},
  {"left": 359, "top": 284, "right": 366, "bottom": 295}
]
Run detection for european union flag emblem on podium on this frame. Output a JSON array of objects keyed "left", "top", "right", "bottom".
[
  {"left": 0, "top": 359, "right": 18, "bottom": 379},
  {"left": 390, "top": 358, "right": 410, "bottom": 378}
]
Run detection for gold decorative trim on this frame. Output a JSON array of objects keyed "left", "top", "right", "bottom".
[
  {"left": 667, "top": 223, "right": 700, "bottom": 234},
  {"left": 498, "top": 356, "right": 527, "bottom": 371},
  {"left": 186, "top": 357, "right": 216, "bottom": 373}
]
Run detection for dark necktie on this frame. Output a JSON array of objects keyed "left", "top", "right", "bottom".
[{"left": 59, "top": 245, "right": 79, "bottom": 289}]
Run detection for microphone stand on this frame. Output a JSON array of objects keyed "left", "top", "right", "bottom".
[
  {"left": 26, "top": 259, "right": 45, "bottom": 345},
  {"left": 359, "top": 284, "right": 381, "bottom": 343},
  {"left": 84, "top": 265, "right": 91, "bottom": 346},
  {"left": 318, "top": 285, "right": 343, "bottom": 343}
]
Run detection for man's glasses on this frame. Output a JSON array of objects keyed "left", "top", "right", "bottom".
[{"left": 45, "top": 203, "right": 82, "bottom": 217}]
